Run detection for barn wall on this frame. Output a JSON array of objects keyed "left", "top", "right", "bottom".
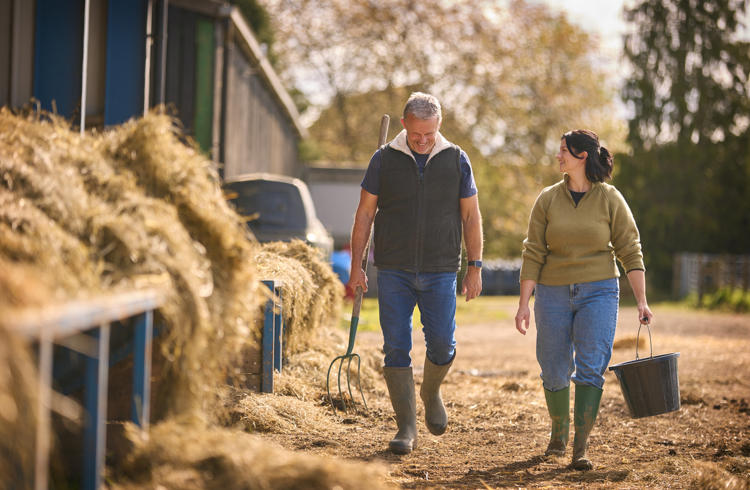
[{"left": 223, "top": 38, "right": 299, "bottom": 179}]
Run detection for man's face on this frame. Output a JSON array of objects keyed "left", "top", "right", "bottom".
[{"left": 402, "top": 113, "right": 440, "bottom": 154}]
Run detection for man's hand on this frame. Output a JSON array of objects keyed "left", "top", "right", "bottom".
[
  {"left": 346, "top": 267, "right": 368, "bottom": 295},
  {"left": 461, "top": 267, "right": 482, "bottom": 302}
]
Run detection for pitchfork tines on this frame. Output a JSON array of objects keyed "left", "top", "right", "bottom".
[{"left": 326, "top": 300, "right": 367, "bottom": 413}]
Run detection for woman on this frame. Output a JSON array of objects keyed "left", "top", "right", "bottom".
[{"left": 515, "top": 129, "right": 654, "bottom": 470}]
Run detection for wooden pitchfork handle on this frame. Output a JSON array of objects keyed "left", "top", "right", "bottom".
[{"left": 346, "top": 114, "right": 389, "bottom": 354}]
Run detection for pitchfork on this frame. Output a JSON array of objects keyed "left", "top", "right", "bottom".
[{"left": 326, "top": 114, "right": 390, "bottom": 414}]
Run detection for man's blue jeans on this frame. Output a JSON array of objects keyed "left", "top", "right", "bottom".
[
  {"left": 377, "top": 269, "right": 457, "bottom": 368},
  {"left": 534, "top": 278, "right": 619, "bottom": 390}
]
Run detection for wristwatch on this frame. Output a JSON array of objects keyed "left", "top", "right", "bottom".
[{"left": 467, "top": 260, "right": 482, "bottom": 268}]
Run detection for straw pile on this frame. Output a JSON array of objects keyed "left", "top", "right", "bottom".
[
  {"left": 0, "top": 109, "right": 386, "bottom": 488},
  {"left": 689, "top": 462, "right": 749, "bottom": 489},
  {"left": 0, "top": 107, "right": 262, "bottom": 419},
  {"left": 113, "top": 419, "right": 390, "bottom": 490},
  {"left": 0, "top": 317, "right": 39, "bottom": 486},
  {"left": 255, "top": 240, "right": 344, "bottom": 354}
]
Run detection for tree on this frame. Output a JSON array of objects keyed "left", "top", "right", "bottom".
[
  {"left": 262, "top": 0, "right": 626, "bottom": 257},
  {"left": 232, "top": 0, "right": 277, "bottom": 64},
  {"left": 623, "top": 0, "right": 750, "bottom": 149},
  {"left": 617, "top": 0, "right": 750, "bottom": 294}
]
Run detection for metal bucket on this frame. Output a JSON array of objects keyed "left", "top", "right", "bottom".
[{"left": 608, "top": 323, "right": 681, "bottom": 418}]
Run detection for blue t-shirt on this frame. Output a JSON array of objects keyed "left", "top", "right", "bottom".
[{"left": 361, "top": 147, "right": 478, "bottom": 198}]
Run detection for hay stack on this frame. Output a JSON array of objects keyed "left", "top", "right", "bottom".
[
  {"left": 0, "top": 108, "right": 263, "bottom": 420},
  {"left": 0, "top": 108, "right": 385, "bottom": 488},
  {"left": 0, "top": 304, "right": 39, "bottom": 486},
  {"left": 256, "top": 240, "right": 344, "bottom": 354}
]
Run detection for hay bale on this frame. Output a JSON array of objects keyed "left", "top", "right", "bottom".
[
  {"left": 113, "top": 419, "right": 392, "bottom": 490},
  {"left": 256, "top": 240, "right": 344, "bottom": 354},
  {"left": 0, "top": 322, "right": 38, "bottom": 485},
  {"left": 0, "top": 108, "right": 361, "bottom": 486},
  {"left": 0, "top": 258, "right": 54, "bottom": 309},
  {"left": 0, "top": 108, "right": 263, "bottom": 420}
]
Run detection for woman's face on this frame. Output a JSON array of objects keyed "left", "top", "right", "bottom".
[{"left": 557, "top": 138, "right": 586, "bottom": 174}]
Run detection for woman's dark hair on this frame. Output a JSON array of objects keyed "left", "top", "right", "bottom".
[{"left": 562, "top": 129, "right": 613, "bottom": 182}]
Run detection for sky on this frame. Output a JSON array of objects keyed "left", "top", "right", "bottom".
[
  {"left": 529, "top": 0, "right": 628, "bottom": 76},
  {"left": 528, "top": 0, "right": 630, "bottom": 117}
]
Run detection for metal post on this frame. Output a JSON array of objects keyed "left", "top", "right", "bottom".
[
  {"left": 143, "top": 0, "right": 154, "bottom": 115},
  {"left": 34, "top": 328, "right": 53, "bottom": 490},
  {"left": 80, "top": 0, "right": 91, "bottom": 133},
  {"left": 273, "top": 286, "right": 283, "bottom": 372},
  {"left": 261, "top": 280, "right": 274, "bottom": 393},
  {"left": 132, "top": 310, "right": 153, "bottom": 429},
  {"left": 83, "top": 324, "right": 110, "bottom": 490},
  {"left": 157, "top": 0, "right": 169, "bottom": 105}
]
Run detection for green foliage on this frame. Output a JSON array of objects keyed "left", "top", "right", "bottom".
[
  {"left": 297, "top": 138, "right": 323, "bottom": 163},
  {"left": 685, "top": 288, "right": 750, "bottom": 313},
  {"left": 618, "top": 0, "right": 750, "bottom": 295},
  {"left": 623, "top": 0, "right": 750, "bottom": 148},
  {"left": 231, "top": 0, "right": 277, "bottom": 64},
  {"left": 614, "top": 132, "right": 750, "bottom": 292}
]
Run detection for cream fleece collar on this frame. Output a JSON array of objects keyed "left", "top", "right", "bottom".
[{"left": 389, "top": 129, "right": 454, "bottom": 164}]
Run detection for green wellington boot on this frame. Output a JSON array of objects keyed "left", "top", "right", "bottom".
[
  {"left": 383, "top": 366, "right": 418, "bottom": 454},
  {"left": 571, "top": 384, "right": 603, "bottom": 470},
  {"left": 420, "top": 356, "right": 454, "bottom": 435},
  {"left": 543, "top": 386, "right": 570, "bottom": 456}
]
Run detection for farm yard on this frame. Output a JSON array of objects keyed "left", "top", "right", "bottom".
[
  {"left": 0, "top": 107, "right": 748, "bottom": 489},
  {"left": 2, "top": 0, "right": 749, "bottom": 488},
  {"left": 260, "top": 298, "right": 750, "bottom": 489}
]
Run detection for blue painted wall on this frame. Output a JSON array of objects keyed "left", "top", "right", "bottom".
[
  {"left": 104, "top": 0, "right": 147, "bottom": 125},
  {"left": 33, "top": 0, "right": 84, "bottom": 118}
]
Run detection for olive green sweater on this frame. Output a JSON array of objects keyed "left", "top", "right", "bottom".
[{"left": 520, "top": 175, "right": 644, "bottom": 285}]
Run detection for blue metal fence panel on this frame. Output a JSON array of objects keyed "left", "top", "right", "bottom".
[{"left": 4, "top": 290, "right": 162, "bottom": 490}]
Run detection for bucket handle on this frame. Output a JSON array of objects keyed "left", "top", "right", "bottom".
[{"left": 635, "top": 321, "right": 653, "bottom": 360}]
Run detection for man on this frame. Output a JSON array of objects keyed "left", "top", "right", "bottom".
[{"left": 347, "top": 92, "right": 483, "bottom": 454}]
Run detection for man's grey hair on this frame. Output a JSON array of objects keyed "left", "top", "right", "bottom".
[{"left": 403, "top": 92, "right": 442, "bottom": 122}]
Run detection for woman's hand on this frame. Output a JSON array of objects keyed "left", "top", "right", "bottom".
[
  {"left": 638, "top": 303, "right": 654, "bottom": 325},
  {"left": 515, "top": 304, "right": 531, "bottom": 335},
  {"left": 515, "top": 279, "right": 536, "bottom": 335}
]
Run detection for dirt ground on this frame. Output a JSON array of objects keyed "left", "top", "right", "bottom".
[{"left": 260, "top": 301, "right": 750, "bottom": 489}]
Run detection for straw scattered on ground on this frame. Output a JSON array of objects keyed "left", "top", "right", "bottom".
[{"left": 112, "top": 419, "right": 392, "bottom": 490}]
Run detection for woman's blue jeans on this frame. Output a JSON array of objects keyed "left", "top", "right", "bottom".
[
  {"left": 534, "top": 278, "right": 619, "bottom": 390},
  {"left": 377, "top": 269, "right": 457, "bottom": 368}
]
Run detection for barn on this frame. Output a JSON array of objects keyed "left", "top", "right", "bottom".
[{"left": 0, "top": 0, "right": 307, "bottom": 178}]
